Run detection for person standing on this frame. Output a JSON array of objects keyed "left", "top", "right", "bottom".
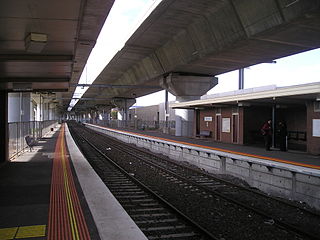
[
  {"left": 278, "top": 121, "right": 287, "bottom": 151},
  {"left": 261, "top": 120, "right": 272, "bottom": 151}
]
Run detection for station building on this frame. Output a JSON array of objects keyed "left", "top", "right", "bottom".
[{"left": 171, "top": 82, "right": 320, "bottom": 155}]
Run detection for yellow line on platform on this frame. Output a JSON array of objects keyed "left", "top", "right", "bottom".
[
  {"left": 0, "top": 227, "right": 17, "bottom": 240},
  {"left": 61, "top": 130, "right": 80, "bottom": 240},
  {"left": 15, "top": 225, "right": 46, "bottom": 239},
  {"left": 0, "top": 225, "right": 46, "bottom": 240}
]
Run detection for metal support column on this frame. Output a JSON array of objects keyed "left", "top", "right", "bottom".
[
  {"left": 165, "top": 90, "right": 169, "bottom": 127},
  {"left": 40, "top": 93, "right": 42, "bottom": 121},
  {"left": 272, "top": 104, "right": 276, "bottom": 148},
  {"left": 0, "top": 91, "right": 8, "bottom": 162},
  {"left": 238, "top": 68, "right": 244, "bottom": 90}
]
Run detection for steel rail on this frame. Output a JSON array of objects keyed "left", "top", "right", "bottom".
[
  {"left": 103, "top": 128, "right": 320, "bottom": 219},
  {"left": 97, "top": 130, "right": 320, "bottom": 240},
  {"left": 69, "top": 124, "right": 219, "bottom": 240}
]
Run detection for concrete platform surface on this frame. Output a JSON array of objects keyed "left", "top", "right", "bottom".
[
  {"left": 65, "top": 124, "right": 148, "bottom": 240},
  {"left": 0, "top": 124, "right": 147, "bottom": 240}
]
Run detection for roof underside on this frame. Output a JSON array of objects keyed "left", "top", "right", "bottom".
[
  {"left": 170, "top": 82, "right": 320, "bottom": 109},
  {"left": 0, "top": 0, "right": 114, "bottom": 111},
  {"left": 1, "top": 0, "right": 319, "bottom": 113},
  {"left": 78, "top": 0, "right": 320, "bottom": 111}
]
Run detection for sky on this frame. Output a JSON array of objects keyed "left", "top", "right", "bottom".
[
  {"left": 68, "top": 0, "right": 320, "bottom": 110},
  {"left": 68, "top": 0, "right": 162, "bottom": 111}
]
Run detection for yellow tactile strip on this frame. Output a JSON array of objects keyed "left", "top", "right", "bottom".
[
  {"left": 0, "top": 227, "right": 17, "bottom": 240},
  {"left": 0, "top": 225, "right": 46, "bottom": 240}
]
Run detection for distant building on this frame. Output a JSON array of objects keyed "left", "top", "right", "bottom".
[
  {"left": 171, "top": 82, "right": 320, "bottom": 155},
  {"left": 129, "top": 102, "right": 176, "bottom": 122}
]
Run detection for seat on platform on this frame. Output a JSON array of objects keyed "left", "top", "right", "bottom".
[
  {"left": 196, "top": 130, "right": 211, "bottom": 138},
  {"left": 25, "top": 135, "right": 36, "bottom": 152}
]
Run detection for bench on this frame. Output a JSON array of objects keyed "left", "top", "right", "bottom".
[
  {"left": 287, "top": 131, "right": 307, "bottom": 141},
  {"left": 25, "top": 136, "right": 36, "bottom": 152},
  {"left": 196, "top": 130, "right": 211, "bottom": 138}
]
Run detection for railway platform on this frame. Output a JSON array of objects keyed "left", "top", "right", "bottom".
[
  {"left": 95, "top": 125, "right": 320, "bottom": 169},
  {"left": 85, "top": 123, "right": 320, "bottom": 210},
  {"left": 0, "top": 123, "right": 147, "bottom": 240}
]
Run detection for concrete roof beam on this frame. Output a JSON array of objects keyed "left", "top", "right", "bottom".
[
  {"left": 205, "top": 3, "right": 246, "bottom": 48},
  {"left": 142, "top": 54, "right": 165, "bottom": 78},
  {"left": 81, "top": 0, "right": 320, "bottom": 111},
  {"left": 232, "top": 0, "right": 283, "bottom": 37},
  {"left": 156, "top": 40, "right": 185, "bottom": 72},
  {"left": 112, "top": 98, "right": 136, "bottom": 110},
  {"left": 160, "top": 73, "right": 218, "bottom": 99}
]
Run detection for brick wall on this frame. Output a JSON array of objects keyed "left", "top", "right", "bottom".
[
  {"left": 243, "top": 106, "right": 271, "bottom": 145},
  {"left": 280, "top": 107, "right": 306, "bottom": 151},
  {"left": 307, "top": 101, "right": 320, "bottom": 155},
  {"left": 198, "top": 107, "right": 243, "bottom": 144},
  {"left": 199, "top": 109, "right": 215, "bottom": 138}
]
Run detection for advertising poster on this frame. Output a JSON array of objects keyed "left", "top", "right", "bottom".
[{"left": 222, "top": 118, "right": 230, "bottom": 133}]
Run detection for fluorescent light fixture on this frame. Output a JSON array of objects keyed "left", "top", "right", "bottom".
[
  {"left": 316, "top": 94, "right": 320, "bottom": 101},
  {"left": 25, "top": 33, "right": 47, "bottom": 53}
]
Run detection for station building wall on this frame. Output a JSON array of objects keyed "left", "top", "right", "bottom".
[
  {"left": 197, "top": 107, "right": 244, "bottom": 144},
  {"left": 241, "top": 106, "right": 307, "bottom": 148},
  {"left": 197, "top": 105, "right": 310, "bottom": 148},
  {"left": 130, "top": 105, "right": 159, "bottom": 121},
  {"left": 243, "top": 106, "right": 271, "bottom": 145},
  {"left": 306, "top": 101, "right": 320, "bottom": 155},
  {"left": 281, "top": 107, "right": 306, "bottom": 132},
  {"left": 220, "top": 107, "right": 244, "bottom": 144},
  {"left": 129, "top": 102, "right": 176, "bottom": 122},
  {"left": 130, "top": 101, "right": 320, "bottom": 155},
  {"left": 198, "top": 109, "right": 215, "bottom": 137},
  {"left": 280, "top": 107, "right": 307, "bottom": 152},
  {"left": 197, "top": 104, "right": 320, "bottom": 155}
]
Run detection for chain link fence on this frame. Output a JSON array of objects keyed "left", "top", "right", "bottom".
[{"left": 86, "top": 119, "right": 177, "bottom": 135}]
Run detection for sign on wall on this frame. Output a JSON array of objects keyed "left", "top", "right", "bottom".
[
  {"left": 204, "top": 116, "right": 212, "bottom": 122},
  {"left": 313, "top": 119, "right": 320, "bottom": 137},
  {"left": 222, "top": 118, "right": 230, "bottom": 133}
]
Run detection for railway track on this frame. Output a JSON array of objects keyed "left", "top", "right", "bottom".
[
  {"left": 69, "top": 122, "right": 320, "bottom": 240},
  {"left": 103, "top": 133, "right": 320, "bottom": 238},
  {"left": 69, "top": 123, "right": 216, "bottom": 240}
]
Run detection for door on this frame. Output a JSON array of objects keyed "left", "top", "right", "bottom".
[
  {"left": 216, "top": 114, "right": 221, "bottom": 141},
  {"left": 232, "top": 114, "right": 239, "bottom": 143},
  {"left": 195, "top": 109, "right": 200, "bottom": 136}
]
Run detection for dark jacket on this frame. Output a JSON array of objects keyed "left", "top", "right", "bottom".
[{"left": 261, "top": 122, "right": 272, "bottom": 136}]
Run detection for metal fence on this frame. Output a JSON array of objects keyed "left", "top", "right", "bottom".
[
  {"left": 86, "top": 119, "right": 176, "bottom": 135},
  {"left": 8, "top": 120, "right": 58, "bottom": 159}
]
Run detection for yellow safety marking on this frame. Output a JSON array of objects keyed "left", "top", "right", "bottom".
[
  {"left": 15, "top": 225, "right": 46, "bottom": 239},
  {"left": 0, "top": 227, "right": 17, "bottom": 240},
  {"left": 61, "top": 135, "right": 80, "bottom": 240}
]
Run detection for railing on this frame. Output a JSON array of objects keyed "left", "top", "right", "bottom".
[
  {"left": 8, "top": 120, "right": 58, "bottom": 159},
  {"left": 85, "top": 119, "right": 176, "bottom": 135}
]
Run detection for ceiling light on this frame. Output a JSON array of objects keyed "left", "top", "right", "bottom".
[{"left": 25, "top": 33, "right": 47, "bottom": 53}]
